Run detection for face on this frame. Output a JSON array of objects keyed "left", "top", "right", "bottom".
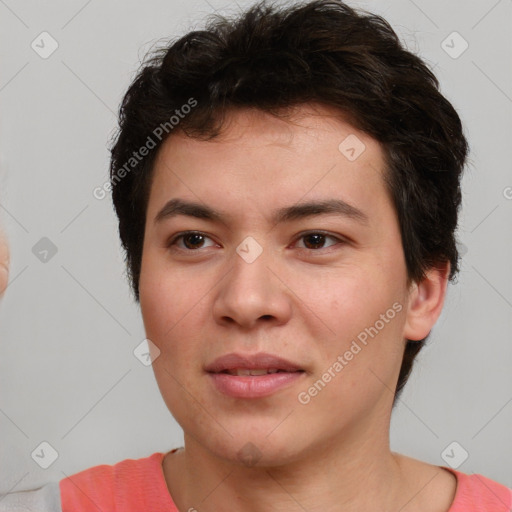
[{"left": 139, "top": 104, "right": 415, "bottom": 466}]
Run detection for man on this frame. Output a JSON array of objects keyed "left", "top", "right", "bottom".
[{"left": 2, "top": 1, "right": 510, "bottom": 511}]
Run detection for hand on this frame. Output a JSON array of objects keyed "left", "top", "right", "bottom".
[{"left": 0, "top": 229, "right": 9, "bottom": 296}]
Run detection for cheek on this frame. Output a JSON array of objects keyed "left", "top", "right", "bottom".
[
  {"left": 140, "top": 270, "right": 200, "bottom": 410},
  {"left": 139, "top": 256, "right": 209, "bottom": 377},
  {"left": 139, "top": 274, "right": 169, "bottom": 346},
  {"left": 139, "top": 251, "right": 191, "bottom": 339},
  {"left": 304, "top": 269, "right": 407, "bottom": 376},
  {"left": 303, "top": 269, "right": 392, "bottom": 333}
]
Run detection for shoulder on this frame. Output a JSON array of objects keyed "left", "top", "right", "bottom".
[
  {"left": 0, "top": 452, "right": 174, "bottom": 512},
  {"left": 393, "top": 453, "right": 512, "bottom": 512},
  {"left": 443, "top": 467, "right": 512, "bottom": 512},
  {"left": 60, "top": 451, "right": 171, "bottom": 511}
]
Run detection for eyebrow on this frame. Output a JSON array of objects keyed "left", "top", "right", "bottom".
[{"left": 154, "top": 198, "right": 369, "bottom": 226}]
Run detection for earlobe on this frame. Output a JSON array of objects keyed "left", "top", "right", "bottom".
[{"left": 402, "top": 262, "right": 451, "bottom": 341}]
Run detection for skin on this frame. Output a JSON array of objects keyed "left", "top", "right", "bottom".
[
  {"left": 0, "top": 227, "right": 9, "bottom": 296},
  {"left": 139, "top": 103, "right": 457, "bottom": 512}
]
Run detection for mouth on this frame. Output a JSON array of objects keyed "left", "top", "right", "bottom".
[
  {"left": 205, "top": 352, "right": 304, "bottom": 373},
  {"left": 205, "top": 352, "right": 306, "bottom": 398},
  {"left": 219, "top": 368, "right": 304, "bottom": 376}
]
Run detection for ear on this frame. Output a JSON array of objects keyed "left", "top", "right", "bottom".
[{"left": 402, "top": 261, "right": 450, "bottom": 341}]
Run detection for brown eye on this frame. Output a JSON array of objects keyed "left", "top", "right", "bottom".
[
  {"left": 168, "top": 231, "right": 216, "bottom": 251},
  {"left": 296, "top": 232, "right": 342, "bottom": 250},
  {"left": 182, "top": 233, "right": 206, "bottom": 249}
]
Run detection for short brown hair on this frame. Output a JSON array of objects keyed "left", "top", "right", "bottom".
[{"left": 109, "top": 0, "right": 468, "bottom": 404}]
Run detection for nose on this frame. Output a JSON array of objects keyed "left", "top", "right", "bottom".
[{"left": 212, "top": 241, "right": 292, "bottom": 330}]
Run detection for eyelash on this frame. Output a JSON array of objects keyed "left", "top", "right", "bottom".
[{"left": 166, "top": 230, "right": 346, "bottom": 253}]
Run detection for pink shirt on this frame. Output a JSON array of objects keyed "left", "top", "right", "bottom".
[{"left": 58, "top": 450, "right": 512, "bottom": 512}]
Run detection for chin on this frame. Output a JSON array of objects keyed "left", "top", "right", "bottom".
[{"left": 191, "top": 426, "right": 312, "bottom": 469}]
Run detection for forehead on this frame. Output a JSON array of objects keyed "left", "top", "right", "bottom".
[
  {"left": 148, "top": 103, "right": 393, "bottom": 227},
  {"left": 162, "top": 103, "right": 377, "bottom": 154}
]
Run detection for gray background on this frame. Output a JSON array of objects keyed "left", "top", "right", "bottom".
[{"left": 0, "top": 0, "right": 511, "bottom": 493}]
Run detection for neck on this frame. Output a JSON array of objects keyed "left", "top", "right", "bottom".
[{"left": 164, "top": 420, "right": 408, "bottom": 512}]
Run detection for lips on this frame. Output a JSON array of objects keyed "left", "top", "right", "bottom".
[
  {"left": 204, "top": 352, "right": 303, "bottom": 374},
  {"left": 205, "top": 352, "right": 305, "bottom": 398},
  {"left": 223, "top": 368, "right": 288, "bottom": 376}
]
